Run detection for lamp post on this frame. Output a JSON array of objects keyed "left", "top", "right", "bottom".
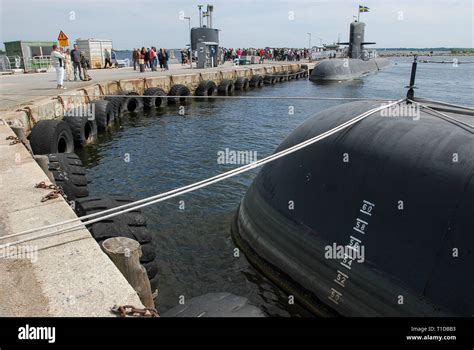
[
  {"left": 198, "top": 5, "right": 203, "bottom": 27},
  {"left": 307, "top": 32, "right": 312, "bottom": 49},
  {"left": 184, "top": 16, "right": 192, "bottom": 69}
]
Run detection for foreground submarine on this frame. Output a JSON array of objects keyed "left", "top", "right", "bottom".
[
  {"left": 310, "top": 21, "right": 390, "bottom": 81},
  {"left": 231, "top": 96, "right": 474, "bottom": 316}
]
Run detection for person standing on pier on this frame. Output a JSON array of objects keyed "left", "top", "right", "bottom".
[
  {"left": 149, "top": 47, "right": 157, "bottom": 71},
  {"left": 80, "top": 53, "right": 92, "bottom": 81},
  {"left": 133, "top": 49, "right": 139, "bottom": 70},
  {"left": 138, "top": 49, "right": 145, "bottom": 73},
  {"left": 158, "top": 49, "right": 164, "bottom": 70},
  {"left": 104, "top": 49, "right": 112, "bottom": 68},
  {"left": 161, "top": 48, "right": 169, "bottom": 70},
  {"left": 51, "top": 45, "right": 66, "bottom": 89},
  {"left": 70, "top": 44, "right": 83, "bottom": 81},
  {"left": 144, "top": 48, "right": 150, "bottom": 69},
  {"left": 64, "top": 48, "right": 72, "bottom": 82}
]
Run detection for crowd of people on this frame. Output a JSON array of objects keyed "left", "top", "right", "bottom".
[
  {"left": 50, "top": 44, "right": 311, "bottom": 89},
  {"left": 219, "top": 47, "right": 310, "bottom": 63},
  {"left": 132, "top": 47, "right": 170, "bottom": 72}
]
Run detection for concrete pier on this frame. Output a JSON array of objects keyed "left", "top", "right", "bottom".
[{"left": 0, "top": 61, "right": 315, "bottom": 132}]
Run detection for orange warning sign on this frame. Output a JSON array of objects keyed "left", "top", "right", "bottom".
[{"left": 58, "top": 31, "right": 69, "bottom": 47}]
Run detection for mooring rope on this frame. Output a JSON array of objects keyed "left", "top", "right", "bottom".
[
  {"left": 409, "top": 100, "right": 474, "bottom": 129},
  {"left": 0, "top": 99, "right": 405, "bottom": 248}
]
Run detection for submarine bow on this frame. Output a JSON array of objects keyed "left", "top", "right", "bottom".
[{"left": 232, "top": 100, "right": 474, "bottom": 316}]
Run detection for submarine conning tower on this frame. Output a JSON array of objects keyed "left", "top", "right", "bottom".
[
  {"left": 310, "top": 20, "right": 388, "bottom": 81},
  {"left": 340, "top": 21, "right": 376, "bottom": 58}
]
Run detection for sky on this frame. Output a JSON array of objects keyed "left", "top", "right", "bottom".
[{"left": 0, "top": 0, "right": 472, "bottom": 50}]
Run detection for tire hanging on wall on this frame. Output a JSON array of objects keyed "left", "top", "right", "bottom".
[
  {"left": 47, "top": 152, "right": 89, "bottom": 200},
  {"left": 64, "top": 115, "right": 98, "bottom": 147},
  {"left": 234, "top": 77, "right": 250, "bottom": 90},
  {"left": 118, "top": 91, "right": 143, "bottom": 113},
  {"left": 168, "top": 84, "right": 191, "bottom": 105},
  {"left": 143, "top": 87, "right": 168, "bottom": 108},
  {"left": 195, "top": 80, "right": 217, "bottom": 97},
  {"left": 92, "top": 100, "right": 115, "bottom": 131},
  {"left": 217, "top": 79, "right": 235, "bottom": 95},
  {"left": 75, "top": 195, "right": 160, "bottom": 292},
  {"left": 29, "top": 120, "right": 74, "bottom": 155},
  {"left": 249, "top": 75, "right": 264, "bottom": 88},
  {"left": 104, "top": 96, "right": 123, "bottom": 119},
  {"left": 264, "top": 75, "right": 276, "bottom": 85}
]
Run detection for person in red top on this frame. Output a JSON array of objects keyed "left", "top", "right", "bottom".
[
  {"left": 149, "top": 47, "right": 157, "bottom": 71},
  {"left": 259, "top": 48, "right": 265, "bottom": 63},
  {"left": 236, "top": 48, "right": 241, "bottom": 59}
]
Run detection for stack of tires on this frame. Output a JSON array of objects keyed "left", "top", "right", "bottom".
[
  {"left": 27, "top": 98, "right": 160, "bottom": 298},
  {"left": 46, "top": 153, "right": 89, "bottom": 200}
]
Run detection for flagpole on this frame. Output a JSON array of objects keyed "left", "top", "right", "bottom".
[{"left": 357, "top": 5, "right": 360, "bottom": 22}]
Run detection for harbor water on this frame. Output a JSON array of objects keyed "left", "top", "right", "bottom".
[{"left": 76, "top": 56, "right": 474, "bottom": 316}]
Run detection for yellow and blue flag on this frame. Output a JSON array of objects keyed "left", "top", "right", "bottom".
[{"left": 359, "top": 5, "right": 370, "bottom": 13}]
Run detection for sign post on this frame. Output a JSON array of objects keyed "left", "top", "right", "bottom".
[{"left": 58, "top": 31, "right": 69, "bottom": 47}]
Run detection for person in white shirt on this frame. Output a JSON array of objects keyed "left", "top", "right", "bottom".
[{"left": 51, "top": 45, "right": 66, "bottom": 89}]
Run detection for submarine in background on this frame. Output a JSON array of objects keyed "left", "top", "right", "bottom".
[{"left": 310, "top": 21, "right": 390, "bottom": 81}]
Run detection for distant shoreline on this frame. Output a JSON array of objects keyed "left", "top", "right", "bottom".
[{"left": 377, "top": 51, "right": 474, "bottom": 57}]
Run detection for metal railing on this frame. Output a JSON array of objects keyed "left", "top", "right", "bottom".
[
  {"left": 4, "top": 55, "right": 52, "bottom": 72},
  {"left": 0, "top": 55, "right": 12, "bottom": 73}
]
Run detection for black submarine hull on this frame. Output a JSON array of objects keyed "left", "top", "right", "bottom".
[
  {"left": 309, "top": 58, "right": 390, "bottom": 81},
  {"left": 232, "top": 100, "right": 474, "bottom": 316}
]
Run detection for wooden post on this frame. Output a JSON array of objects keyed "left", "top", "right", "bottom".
[{"left": 102, "top": 237, "right": 155, "bottom": 308}]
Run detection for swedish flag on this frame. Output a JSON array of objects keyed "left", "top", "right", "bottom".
[
  {"left": 202, "top": 11, "right": 209, "bottom": 17},
  {"left": 359, "top": 5, "right": 370, "bottom": 12}
]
